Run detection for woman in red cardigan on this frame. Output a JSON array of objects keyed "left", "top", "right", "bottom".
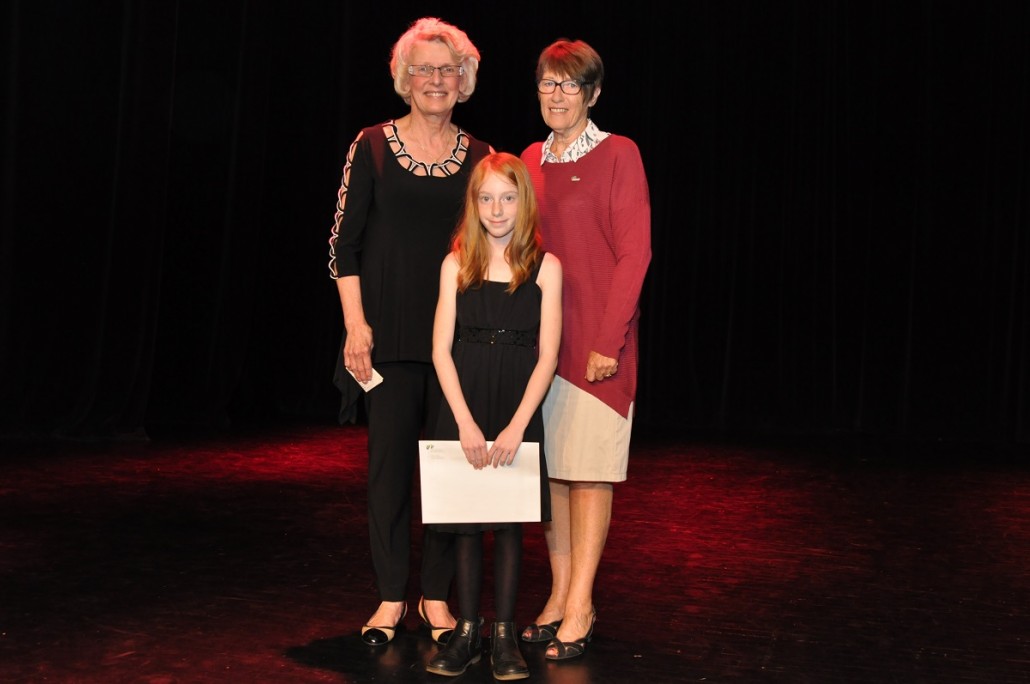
[{"left": 519, "top": 38, "right": 652, "bottom": 661}]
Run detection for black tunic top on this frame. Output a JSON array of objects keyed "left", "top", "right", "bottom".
[{"left": 329, "top": 121, "right": 491, "bottom": 363}]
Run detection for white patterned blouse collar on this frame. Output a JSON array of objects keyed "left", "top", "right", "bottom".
[{"left": 541, "top": 119, "right": 610, "bottom": 164}]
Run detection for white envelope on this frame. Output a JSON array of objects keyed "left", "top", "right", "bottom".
[{"left": 418, "top": 440, "right": 541, "bottom": 523}]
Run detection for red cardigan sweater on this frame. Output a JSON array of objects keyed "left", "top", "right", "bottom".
[{"left": 521, "top": 135, "right": 652, "bottom": 418}]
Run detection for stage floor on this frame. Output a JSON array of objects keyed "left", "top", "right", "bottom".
[{"left": 1, "top": 420, "right": 1028, "bottom": 683}]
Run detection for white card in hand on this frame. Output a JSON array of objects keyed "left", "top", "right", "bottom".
[{"left": 347, "top": 368, "right": 384, "bottom": 392}]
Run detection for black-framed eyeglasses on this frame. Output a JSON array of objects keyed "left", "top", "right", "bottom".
[
  {"left": 537, "top": 79, "right": 591, "bottom": 95},
  {"left": 408, "top": 64, "right": 464, "bottom": 78}
]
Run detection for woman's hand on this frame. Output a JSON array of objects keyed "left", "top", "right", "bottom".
[
  {"left": 343, "top": 323, "right": 374, "bottom": 383},
  {"left": 586, "top": 350, "right": 618, "bottom": 383}
]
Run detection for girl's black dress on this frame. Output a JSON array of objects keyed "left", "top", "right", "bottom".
[{"left": 427, "top": 259, "right": 552, "bottom": 533}]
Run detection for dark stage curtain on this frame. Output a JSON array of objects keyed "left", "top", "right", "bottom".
[{"left": 2, "top": 1, "right": 1028, "bottom": 447}]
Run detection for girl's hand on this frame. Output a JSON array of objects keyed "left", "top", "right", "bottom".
[
  {"left": 488, "top": 426, "right": 524, "bottom": 468},
  {"left": 458, "top": 424, "right": 488, "bottom": 469}
]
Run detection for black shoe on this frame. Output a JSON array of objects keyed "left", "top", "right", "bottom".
[
  {"left": 361, "top": 603, "right": 407, "bottom": 646},
  {"left": 491, "top": 621, "right": 529, "bottom": 680},
  {"left": 544, "top": 609, "right": 595, "bottom": 661},
  {"left": 419, "top": 596, "right": 454, "bottom": 645},
  {"left": 426, "top": 617, "right": 483, "bottom": 676},
  {"left": 520, "top": 618, "right": 561, "bottom": 643}
]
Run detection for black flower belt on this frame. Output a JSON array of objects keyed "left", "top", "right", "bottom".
[{"left": 457, "top": 326, "right": 537, "bottom": 348}]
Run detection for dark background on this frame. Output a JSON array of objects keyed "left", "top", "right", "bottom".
[{"left": 1, "top": 1, "right": 1028, "bottom": 448}]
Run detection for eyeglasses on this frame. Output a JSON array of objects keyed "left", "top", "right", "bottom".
[
  {"left": 537, "top": 79, "right": 591, "bottom": 95},
  {"left": 408, "top": 64, "right": 464, "bottom": 78}
]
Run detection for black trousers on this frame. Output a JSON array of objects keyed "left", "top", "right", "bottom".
[{"left": 364, "top": 361, "right": 453, "bottom": 601}]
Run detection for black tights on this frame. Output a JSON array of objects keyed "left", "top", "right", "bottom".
[{"left": 453, "top": 526, "right": 522, "bottom": 622}]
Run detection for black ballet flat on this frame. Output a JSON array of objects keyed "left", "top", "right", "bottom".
[
  {"left": 543, "top": 610, "right": 595, "bottom": 661},
  {"left": 361, "top": 604, "right": 407, "bottom": 646},
  {"left": 520, "top": 619, "right": 561, "bottom": 643},
  {"left": 418, "top": 596, "right": 454, "bottom": 645}
]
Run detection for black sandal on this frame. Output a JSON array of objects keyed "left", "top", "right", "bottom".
[
  {"left": 544, "top": 636, "right": 588, "bottom": 660},
  {"left": 543, "top": 610, "right": 595, "bottom": 661},
  {"left": 521, "top": 619, "right": 562, "bottom": 643}
]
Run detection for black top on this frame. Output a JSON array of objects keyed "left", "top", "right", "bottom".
[{"left": 329, "top": 121, "right": 491, "bottom": 363}]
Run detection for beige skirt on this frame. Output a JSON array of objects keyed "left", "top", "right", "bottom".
[{"left": 542, "top": 376, "right": 633, "bottom": 482}]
